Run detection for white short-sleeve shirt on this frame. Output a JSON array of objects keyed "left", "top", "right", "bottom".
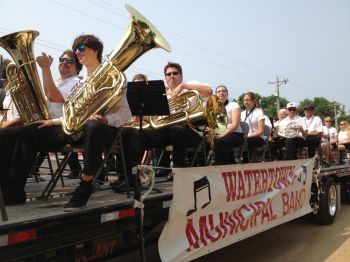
[
  {"left": 48, "top": 75, "right": 80, "bottom": 118},
  {"left": 302, "top": 115, "right": 323, "bottom": 133},
  {"left": 241, "top": 107, "right": 265, "bottom": 137},
  {"left": 226, "top": 101, "right": 242, "bottom": 133},
  {"left": 322, "top": 126, "right": 338, "bottom": 144},
  {"left": 2, "top": 91, "right": 20, "bottom": 121}
]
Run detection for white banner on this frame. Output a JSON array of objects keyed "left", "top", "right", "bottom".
[{"left": 158, "top": 159, "right": 314, "bottom": 262}]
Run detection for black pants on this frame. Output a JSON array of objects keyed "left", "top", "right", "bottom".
[
  {"left": 214, "top": 132, "right": 244, "bottom": 165},
  {"left": 0, "top": 126, "right": 24, "bottom": 190},
  {"left": 124, "top": 125, "right": 202, "bottom": 168},
  {"left": 0, "top": 121, "right": 116, "bottom": 195},
  {"left": 305, "top": 136, "right": 321, "bottom": 158}
]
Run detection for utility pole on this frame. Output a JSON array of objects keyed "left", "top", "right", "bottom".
[
  {"left": 268, "top": 76, "right": 289, "bottom": 116},
  {"left": 333, "top": 103, "right": 338, "bottom": 127}
]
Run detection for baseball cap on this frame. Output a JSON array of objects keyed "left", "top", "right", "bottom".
[{"left": 286, "top": 102, "right": 297, "bottom": 109}]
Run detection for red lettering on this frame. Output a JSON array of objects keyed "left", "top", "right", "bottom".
[
  {"left": 282, "top": 192, "right": 289, "bottom": 216},
  {"left": 237, "top": 171, "right": 246, "bottom": 200},
  {"left": 222, "top": 171, "right": 237, "bottom": 202},
  {"left": 185, "top": 219, "right": 200, "bottom": 251},
  {"left": 244, "top": 170, "right": 253, "bottom": 198}
]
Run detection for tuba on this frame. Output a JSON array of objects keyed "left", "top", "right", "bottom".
[
  {"left": 0, "top": 30, "right": 50, "bottom": 124},
  {"left": 62, "top": 5, "right": 171, "bottom": 135},
  {"left": 150, "top": 90, "right": 228, "bottom": 137}
]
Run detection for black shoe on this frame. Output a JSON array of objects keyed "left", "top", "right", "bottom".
[
  {"left": 3, "top": 191, "right": 27, "bottom": 206},
  {"left": 67, "top": 171, "right": 81, "bottom": 179},
  {"left": 64, "top": 181, "right": 93, "bottom": 212}
]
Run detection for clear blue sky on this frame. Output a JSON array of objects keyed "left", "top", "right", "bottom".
[{"left": 1, "top": 0, "right": 350, "bottom": 113}]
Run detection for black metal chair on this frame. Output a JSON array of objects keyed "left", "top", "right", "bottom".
[
  {"left": 41, "top": 128, "right": 130, "bottom": 199},
  {"left": 231, "top": 122, "right": 250, "bottom": 164},
  {"left": 250, "top": 125, "right": 272, "bottom": 162}
]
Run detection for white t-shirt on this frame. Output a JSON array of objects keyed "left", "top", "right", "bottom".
[
  {"left": 48, "top": 75, "right": 80, "bottom": 118},
  {"left": 226, "top": 101, "right": 242, "bottom": 133},
  {"left": 2, "top": 91, "right": 20, "bottom": 121},
  {"left": 302, "top": 115, "right": 323, "bottom": 134},
  {"left": 241, "top": 107, "right": 265, "bottom": 137},
  {"left": 322, "top": 126, "right": 338, "bottom": 144}
]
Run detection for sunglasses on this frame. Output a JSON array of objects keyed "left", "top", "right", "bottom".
[
  {"left": 166, "top": 71, "right": 179, "bottom": 77},
  {"left": 59, "top": 57, "right": 74, "bottom": 64},
  {"left": 288, "top": 108, "right": 297, "bottom": 111},
  {"left": 340, "top": 123, "right": 345, "bottom": 126},
  {"left": 73, "top": 44, "right": 87, "bottom": 53}
]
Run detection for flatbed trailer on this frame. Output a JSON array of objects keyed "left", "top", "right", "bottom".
[
  {"left": 0, "top": 177, "right": 172, "bottom": 262},
  {"left": 1, "top": 160, "right": 350, "bottom": 262}
]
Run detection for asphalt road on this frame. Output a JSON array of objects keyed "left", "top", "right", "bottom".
[{"left": 115, "top": 204, "right": 350, "bottom": 262}]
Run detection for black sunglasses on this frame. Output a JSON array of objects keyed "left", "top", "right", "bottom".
[
  {"left": 59, "top": 57, "right": 74, "bottom": 64},
  {"left": 73, "top": 44, "right": 87, "bottom": 53},
  {"left": 288, "top": 108, "right": 297, "bottom": 111},
  {"left": 166, "top": 71, "right": 179, "bottom": 77}
]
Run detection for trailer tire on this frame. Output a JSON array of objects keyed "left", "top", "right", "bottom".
[
  {"left": 341, "top": 177, "right": 350, "bottom": 204},
  {"left": 315, "top": 177, "right": 337, "bottom": 225}
]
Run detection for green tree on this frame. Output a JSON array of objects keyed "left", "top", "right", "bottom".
[
  {"left": 260, "top": 95, "right": 288, "bottom": 119},
  {"left": 298, "top": 97, "right": 345, "bottom": 120}
]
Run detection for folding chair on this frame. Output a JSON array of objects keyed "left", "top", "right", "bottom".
[
  {"left": 231, "top": 122, "right": 250, "bottom": 164},
  {"left": 41, "top": 129, "right": 130, "bottom": 199},
  {"left": 251, "top": 125, "right": 271, "bottom": 162},
  {"left": 157, "top": 136, "right": 208, "bottom": 168},
  {"left": 29, "top": 152, "right": 59, "bottom": 183}
]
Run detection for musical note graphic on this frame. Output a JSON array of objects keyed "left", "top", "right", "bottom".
[{"left": 186, "top": 176, "right": 211, "bottom": 216}]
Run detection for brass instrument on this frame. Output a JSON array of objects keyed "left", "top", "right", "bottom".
[
  {"left": 0, "top": 30, "right": 50, "bottom": 124},
  {"left": 62, "top": 5, "right": 171, "bottom": 135},
  {"left": 276, "top": 122, "right": 300, "bottom": 138},
  {"left": 150, "top": 90, "right": 228, "bottom": 137}
]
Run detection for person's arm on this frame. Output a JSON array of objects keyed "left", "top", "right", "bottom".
[
  {"left": 171, "top": 81, "right": 213, "bottom": 99},
  {"left": 251, "top": 118, "right": 265, "bottom": 137},
  {"left": 339, "top": 130, "right": 350, "bottom": 145},
  {"left": 104, "top": 95, "right": 132, "bottom": 128},
  {"left": 0, "top": 118, "right": 23, "bottom": 128},
  {"left": 36, "top": 54, "right": 64, "bottom": 102},
  {"left": 180, "top": 82, "right": 212, "bottom": 97},
  {"left": 217, "top": 107, "right": 241, "bottom": 138}
]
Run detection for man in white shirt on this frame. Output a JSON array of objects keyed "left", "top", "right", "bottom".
[
  {"left": 302, "top": 105, "right": 323, "bottom": 158},
  {"left": 270, "top": 102, "right": 307, "bottom": 160}
]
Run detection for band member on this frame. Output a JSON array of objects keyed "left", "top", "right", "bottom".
[
  {"left": 320, "top": 116, "right": 338, "bottom": 165},
  {"left": 241, "top": 92, "right": 265, "bottom": 161},
  {"left": 213, "top": 85, "right": 243, "bottom": 165},
  {"left": 1, "top": 35, "right": 131, "bottom": 209},
  {"left": 338, "top": 120, "right": 350, "bottom": 163},
  {"left": 31, "top": 51, "right": 83, "bottom": 178},
  {"left": 302, "top": 105, "right": 323, "bottom": 157},
  {"left": 116, "top": 62, "right": 212, "bottom": 188},
  {"left": 0, "top": 49, "right": 82, "bottom": 203},
  {"left": 271, "top": 102, "right": 307, "bottom": 160}
]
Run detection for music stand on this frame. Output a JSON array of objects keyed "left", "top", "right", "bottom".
[
  {"left": 127, "top": 80, "right": 170, "bottom": 129},
  {"left": 126, "top": 80, "right": 169, "bottom": 262}
]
